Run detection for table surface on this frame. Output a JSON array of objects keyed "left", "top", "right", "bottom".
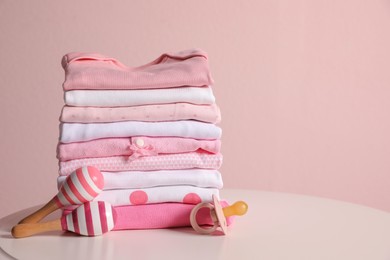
[{"left": 1, "top": 189, "right": 390, "bottom": 260}]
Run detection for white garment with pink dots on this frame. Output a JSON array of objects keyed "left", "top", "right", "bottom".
[{"left": 93, "top": 185, "right": 219, "bottom": 206}]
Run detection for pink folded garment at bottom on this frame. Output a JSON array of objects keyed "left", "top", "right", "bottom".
[{"left": 63, "top": 201, "right": 233, "bottom": 230}]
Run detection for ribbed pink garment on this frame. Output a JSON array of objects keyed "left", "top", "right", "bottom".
[
  {"left": 57, "top": 137, "right": 221, "bottom": 162},
  {"left": 60, "top": 103, "right": 221, "bottom": 123},
  {"left": 63, "top": 201, "right": 233, "bottom": 230},
  {"left": 62, "top": 49, "right": 213, "bottom": 90}
]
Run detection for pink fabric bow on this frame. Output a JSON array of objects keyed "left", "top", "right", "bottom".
[{"left": 128, "top": 143, "right": 158, "bottom": 161}]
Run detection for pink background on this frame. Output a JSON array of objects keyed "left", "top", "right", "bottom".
[{"left": 1, "top": 0, "right": 390, "bottom": 218}]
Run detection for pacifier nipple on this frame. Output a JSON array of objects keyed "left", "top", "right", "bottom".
[{"left": 222, "top": 201, "right": 248, "bottom": 217}]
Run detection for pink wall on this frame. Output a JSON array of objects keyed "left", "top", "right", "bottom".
[{"left": 1, "top": 0, "right": 390, "bottom": 218}]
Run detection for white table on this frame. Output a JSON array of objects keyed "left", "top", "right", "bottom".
[{"left": 1, "top": 189, "right": 390, "bottom": 260}]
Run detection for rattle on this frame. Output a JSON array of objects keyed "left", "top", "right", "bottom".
[
  {"left": 12, "top": 201, "right": 115, "bottom": 238},
  {"left": 18, "top": 166, "right": 104, "bottom": 224},
  {"left": 190, "top": 195, "right": 248, "bottom": 235}
]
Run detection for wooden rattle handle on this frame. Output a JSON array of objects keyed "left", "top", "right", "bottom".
[
  {"left": 18, "top": 198, "right": 59, "bottom": 224},
  {"left": 12, "top": 219, "right": 62, "bottom": 238}
]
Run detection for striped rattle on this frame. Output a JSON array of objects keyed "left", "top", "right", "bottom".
[
  {"left": 18, "top": 166, "right": 104, "bottom": 224},
  {"left": 12, "top": 201, "right": 116, "bottom": 238}
]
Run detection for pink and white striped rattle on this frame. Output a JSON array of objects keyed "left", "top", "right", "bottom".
[
  {"left": 12, "top": 201, "right": 116, "bottom": 238},
  {"left": 18, "top": 166, "right": 104, "bottom": 224}
]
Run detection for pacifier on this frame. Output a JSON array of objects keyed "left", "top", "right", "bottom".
[{"left": 190, "top": 195, "right": 248, "bottom": 235}]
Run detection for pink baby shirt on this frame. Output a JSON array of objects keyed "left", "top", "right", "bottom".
[{"left": 62, "top": 49, "right": 213, "bottom": 90}]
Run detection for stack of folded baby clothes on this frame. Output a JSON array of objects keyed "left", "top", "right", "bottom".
[{"left": 57, "top": 49, "right": 229, "bottom": 230}]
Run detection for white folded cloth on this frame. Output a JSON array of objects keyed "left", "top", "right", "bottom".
[
  {"left": 65, "top": 87, "right": 215, "bottom": 107},
  {"left": 60, "top": 120, "right": 222, "bottom": 143},
  {"left": 92, "top": 185, "right": 220, "bottom": 206},
  {"left": 57, "top": 170, "right": 223, "bottom": 190}
]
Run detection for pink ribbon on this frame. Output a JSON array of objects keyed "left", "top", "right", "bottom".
[{"left": 128, "top": 143, "right": 158, "bottom": 161}]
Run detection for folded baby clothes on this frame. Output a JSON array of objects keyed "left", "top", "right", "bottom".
[
  {"left": 58, "top": 170, "right": 223, "bottom": 190},
  {"left": 57, "top": 137, "right": 221, "bottom": 162},
  {"left": 60, "top": 103, "right": 221, "bottom": 124},
  {"left": 91, "top": 186, "right": 219, "bottom": 206},
  {"left": 63, "top": 201, "right": 233, "bottom": 230},
  {"left": 64, "top": 87, "right": 215, "bottom": 107},
  {"left": 59, "top": 153, "right": 223, "bottom": 175},
  {"left": 62, "top": 49, "right": 213, "bottom": 91},
  {"left": 60, "top": 120, "right": 221, "bottom": 143},
  {"left": 57, "top": 49, "right": 227, "bottom": 232}
]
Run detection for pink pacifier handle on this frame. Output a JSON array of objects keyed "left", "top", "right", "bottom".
[
  {"left": 190, "top": 202, "right": 218, "bottom": 234},
  {"left": 190, "top": 195, "right": 248, "bottom": 235}
]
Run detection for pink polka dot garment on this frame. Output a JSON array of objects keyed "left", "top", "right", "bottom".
[{"left": 59, "top": 153, "right": 222, "bottom": 176}]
